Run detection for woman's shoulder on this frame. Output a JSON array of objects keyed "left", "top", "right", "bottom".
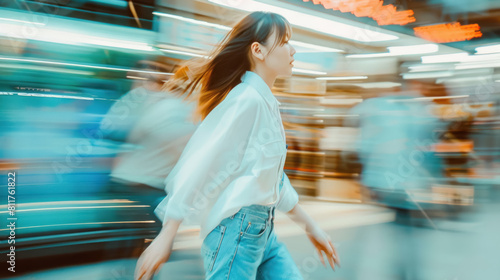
[{"left": 226, "top": 82, "right": 265, "bottom": 107}]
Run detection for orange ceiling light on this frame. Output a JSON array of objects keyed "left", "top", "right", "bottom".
[
  {"left": 304, "top": 0, "right": 415, "bottom": 26},
  {"left": 414, "top": 22, "right": 482, "bottom": 43}
]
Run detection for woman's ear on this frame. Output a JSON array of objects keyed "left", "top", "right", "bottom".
[{"left": 250, "top": 42, "right": 265, "bottom": 61}]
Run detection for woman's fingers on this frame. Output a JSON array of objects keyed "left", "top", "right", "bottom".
[
  {"left": 329, "top": 240, "right": 341, "bottom": 266},
  {"left": 327, "top": 253, "right": 336, "bottom": 271},
  {"left": 318, "top": 238, "right": 339, "bottom": 271},
  {"left": 136, "top": 262, "right": 150, "bottom": 280},
  {"left": 308, "top": 229, "right": 341, "bottom": 272},
  {"left": 134, "top": 258, "right": 145, "bottom": 280},
  {"left": 322, "top": 238, "right": 334, "bottom": 256},
  {"left": 135, "top": 253, "right": 156, "bottom": 280},
  {"left": 153, "top": 262, "right": 164, "bottom": 277},
  {"left": 316, "top": 249, "right": 326, "bottom": 267}
]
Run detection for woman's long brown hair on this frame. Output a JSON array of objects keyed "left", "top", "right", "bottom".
[{"left": 169, "top": 11, "right": 291, "bottom": 120}]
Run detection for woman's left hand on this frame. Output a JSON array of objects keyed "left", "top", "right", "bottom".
[{"left": 305, "top": 225, "right": 340, "bottom": 270}]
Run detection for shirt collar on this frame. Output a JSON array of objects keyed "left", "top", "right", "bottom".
[{"left": 241, "top": 71, "right": 281, "bottom": 107}]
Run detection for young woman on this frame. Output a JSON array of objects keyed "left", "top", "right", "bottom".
[{"left": 135, "top": 11, "right": 340, "bottom": 280}]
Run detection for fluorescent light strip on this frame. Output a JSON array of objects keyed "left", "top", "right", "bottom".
[
  {"left": 476, "top": 44, "right": 500, "bottom": 55},
  {"left": 289, "top": 40, "right": 343, "bottom": 53},
  {"left": 0, "top": 22, "right": 154, "bottom": 52},
  {"left": 316, "top": 76, "right": 367, "bottom": 81},
  {"left": 422, "top": 53, "right": 469, "bottom": 64},
  {"left": 455, "top": 61, "right": 500, "bottom": 70},
  {"left": 388, "top": 44, "right": 438, "bottom": 55},
  {"left": 0, "top": 92, "right": 94, "bottom": 100},
  {"left": 153, "top": 11, "right": 231, "bottom": 31},
  {"left": 292, "top": 68, "right": 327, "bottom": 75},
  {"left": 461, "top": 53, "right": 500, "bottom": 63},
  {"left": 422, "top": 53, "right": 500, "bottom": 68},
  {"left": 160, "top": 49, "right": 208, "bottom": 58},
  {"left": 0, "top": 57, "right": 174, "bottom": 75},
  {"left": 0, "top": 63, "right": 93, "bottom": 75},
  {"left": 208, "top": 0, "right": 398, "bottom": 42},
  {"left": 346, "top": 53, "right": 395, "bottom": 58},
  {"left": 409, "top": 64, "right": 453, "bottom": 72},
  {"left": 402, "top": 71, "right": 453, "bottom": 79},
  {"left": 349, "top": 44, "right": 439, "bottom": 58},
  {"left": 126, "top": 76, "right": 148, "bottom": 80},
  {"left": 83, "top": 36, "right": 154, "bottom": 51},
  {"left": 436, "top": 76, "right": 491, "bottom": 84},
  {"left": 0, "top": 17, "right": 45, "bottom": 26}
]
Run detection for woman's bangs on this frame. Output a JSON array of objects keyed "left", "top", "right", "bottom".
[{"left": 270, "top": 15, "right": 292, "bottom": 50}]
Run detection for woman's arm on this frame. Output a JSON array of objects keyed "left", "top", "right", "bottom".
[
  {"left": 286, "top": 203, "right": 316, "bottom": 232},
  {"left": 134, "top": 219, "right": 182, "bottom": 280},
  {"left": 286, "top": 204, "right": 341, "bottom": 270}
]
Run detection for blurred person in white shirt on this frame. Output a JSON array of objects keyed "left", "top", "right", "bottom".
[{"left": 100, "top": 62, "right": 197, "bottom": 196}]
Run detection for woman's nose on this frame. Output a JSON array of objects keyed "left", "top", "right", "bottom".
[{"left": 290, "top": 45, "right": 296, "bottom": 56}]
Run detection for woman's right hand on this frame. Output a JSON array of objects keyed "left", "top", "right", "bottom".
[{"left": 134, "top": 221, "right": 180, "bottom": 280}]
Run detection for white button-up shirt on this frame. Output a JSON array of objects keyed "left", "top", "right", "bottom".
[{"left": 155, "top": 71, "right": 299, "bottom": 239}]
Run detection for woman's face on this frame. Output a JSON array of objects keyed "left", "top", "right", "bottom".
[{"left": 262, "top": 31, "right": 296, "bottom": 77}]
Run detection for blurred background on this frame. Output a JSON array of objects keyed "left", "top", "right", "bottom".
[{"left": 1, "top": 0, "right": 499, "bottom": 279}]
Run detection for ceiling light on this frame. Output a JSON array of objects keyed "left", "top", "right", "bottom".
[
  {"left": 0, "top": 22, "right": 155, "bottom": 52},
  {"left": 13, "top": 92, "right": 94, "bottom": 100},
  {"left": 454, "top": 54, "right": 500, "bottom": 70},
  {"left": 409, "top": 64, "right": 453, "bottom": 72},
  {"left": 0, "top": 17, "right": 45, "bottom": 25},
  {"left": 436, "top": 76, "right": 490, "bottom": 84},
  {"left": 208, "top": 0, "right": 398, "bottom": 42},
  {"left": 0, "top": 56, "right": 174, "bottom": 75},
  {"left": 346, "top": 53, "right": 395, "bottom": 58},
  {"left": 348, "top": 44, "right": 439, "bottom": 58},
  {"left": 126, "top": 76, "right": 148, "bottom": 80},
  {"left": 402, "top": 71, "right": 453, "bottom": 79},
  {"left": 421, "top": 53, "right": 469, "bottom": 64},
  {"left": 289, "top": 40, "right": 343, "bottom": 53},
  {"left": 160, "top": 49, "right": 208, "bottom": 58},
  {"left": 388, "top": 44, "right": 438, "bottom": 55},
  {"left": 475, "top": 44, "right": 500, "bottom": 55},
  {"left": 455, "top": 62, "right": 500, "bottom": 70},
  {"left": 153, "top": 11, "right": 231, "bottom": 31}
]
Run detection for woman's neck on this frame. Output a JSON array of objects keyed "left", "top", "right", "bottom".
[{"left": 250, "top": 66, "right": 276, "bottom": 89}]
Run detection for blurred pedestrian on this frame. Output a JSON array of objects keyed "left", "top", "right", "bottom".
[{"left": 100, "top": 62, "right": 197, "bottom": 208}]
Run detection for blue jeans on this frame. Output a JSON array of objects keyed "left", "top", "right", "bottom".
[{"left": 201, "top": 205, "right": 303, "bottom": 280}]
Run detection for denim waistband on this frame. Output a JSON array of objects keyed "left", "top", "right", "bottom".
[{"left": 232, "top": 204, "right": 275, "bottom": 220}]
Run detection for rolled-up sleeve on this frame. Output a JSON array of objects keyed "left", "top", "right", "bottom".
[{"left": 276, "top": 173, "right": 299, "bottom": 212}]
